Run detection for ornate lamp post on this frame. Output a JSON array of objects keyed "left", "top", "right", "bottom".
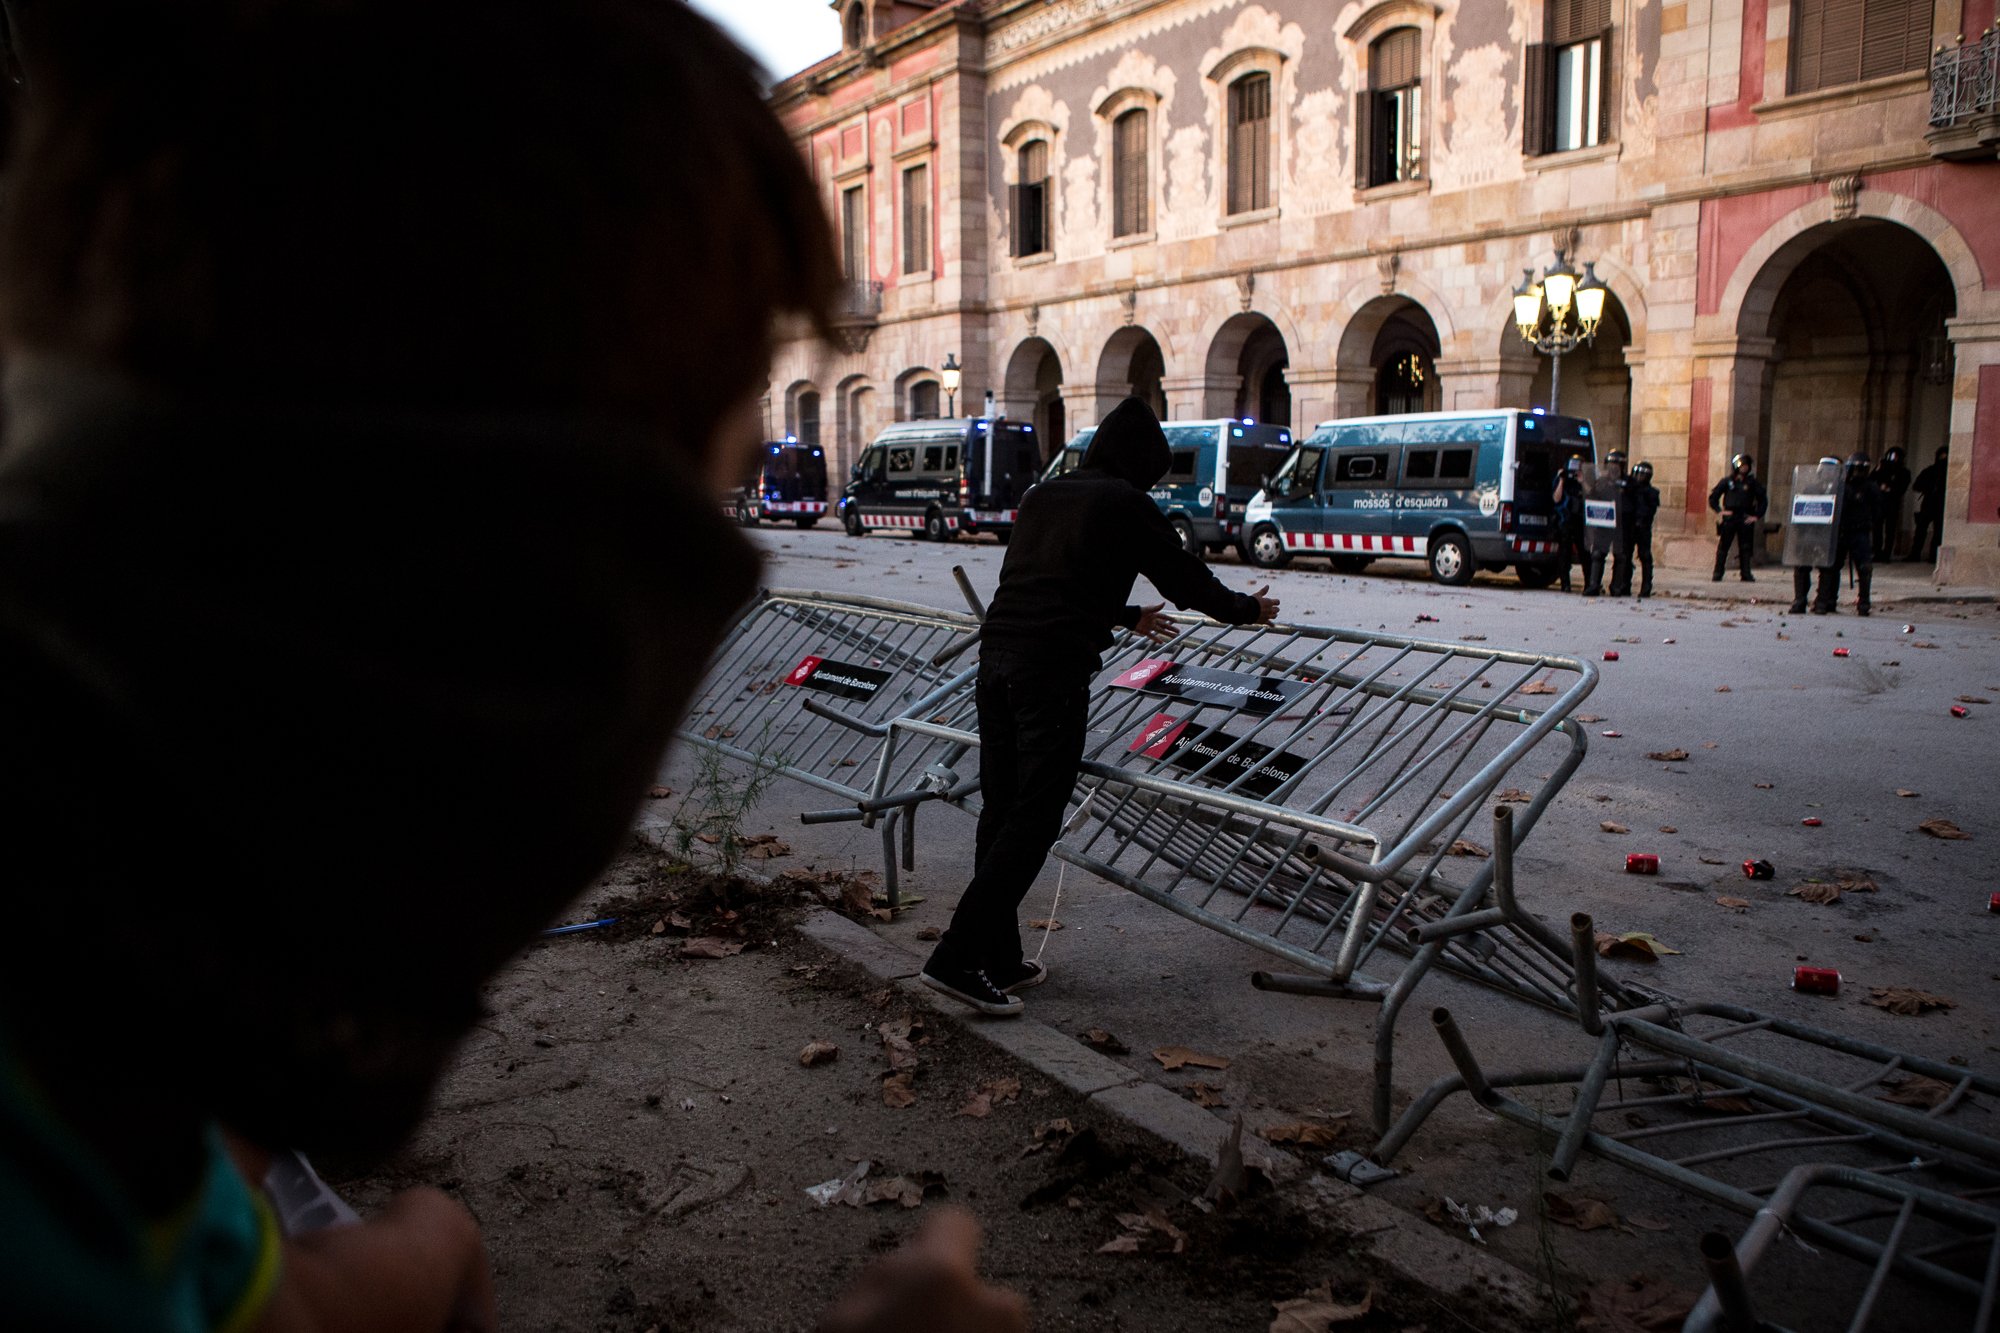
[
  {"left": 1512, "top": 251, "right": 1608, "bottom": 415},
  {"left": 941, "top": 353, "right": 961, "bottom": 417}
]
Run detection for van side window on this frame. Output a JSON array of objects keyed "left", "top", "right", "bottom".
[
  {"left": 1333, "top": 451, "right": 1391, "bottom": 484},
  {"left": 1165, "top": 449, "right": 1198, "bottom": 483},
  {"left": 1405, "top": 450, "right": 1438, "bottom": 482},
  {"left": 889, "top": 447, "right": 916, "bottom": 474},
  {"left": 944, "top": 445, "right": 960, "bottom": 471},
  {"left": 1438, "top": 449, "right": 1474, "bottom": 481},
  {"left": 922, "top": 445, "right": 943, "bottom": 471}
]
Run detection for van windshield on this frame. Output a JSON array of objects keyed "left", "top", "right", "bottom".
[
  {"left": 1228, "top": 445, "right": 1294, "bottom": 490},
  {"left": 1267, "top": 446, "right": 1324, "bottom": 499}
]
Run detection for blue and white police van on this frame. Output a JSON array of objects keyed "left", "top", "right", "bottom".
[
  {"left": 840, "top": 417, "right": 1042, "bottom": 542},
  {"left": 1040, "top": 418, "right": 1294, "bottom": 555},
  {"left": 728, "top": 438, "right": 828, "bottom": 528},
  {"left": 1239, "top": 409, "right": 1595, "bottom": 586}
]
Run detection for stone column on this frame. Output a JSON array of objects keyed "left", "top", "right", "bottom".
[
  {"left": 1281, "top": 368, "right": 1345, "bottom": 434},
  {"left": 1434, "top": 355, "right": 1533, "bottom": 412},
  {"left": 1687, "top": 335, "right": 1777, "bottom": 561},
  {"left": 1160, "top": 374, "right": 1240, "bottom": 422},
  {"left": 1937, "top": 316, "right": 2000, "bottom": 588}
]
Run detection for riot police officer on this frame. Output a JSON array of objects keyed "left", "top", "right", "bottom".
[
  {"left": 1709, "top": 453, "right": 1767, "bottom": 581},
  {"left": 1873, "top": 445, "right": 1910, "bottom": 559},
  {"left": 1791, "top": 453, "right": 1878, "bottom": 615},
  {"left": 1581, "top": 450, "right": 1628, "bottom": 598},
  {"left": 1621, "top": 460, "right": 1661, "bottom": 598},
  {"left": 1552, "top": 456, "right": 1585, "bottom": 593}
]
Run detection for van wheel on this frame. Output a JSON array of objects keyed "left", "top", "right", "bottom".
[
  {"left": 794, "top": 516, "right": 819, "bottom": 530},
  {"left": 924, "top": 508, "right": 954, "bottom": 542},
  {"left": 736, "top": 502, "right": 760, "bottom": 528},
  {"left": 1427, "top": 533, "right": 1474, "bottom": 586},
  {"left": 1329, "top": 554, "right": 1372, "bottom": 575},
  {"left": 1244, "top": 524, "right": 1291, "bottom": 570},
  {"left": 1514, "top": 562, "right": 1559, "bottom": 590},
  {"left": 843, "top": 507, "right": 866, "bottom": 538},
  {"left": 1169, "top": 517, "right": 1200, "bottom": 557}
]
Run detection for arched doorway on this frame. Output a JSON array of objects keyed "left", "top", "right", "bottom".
[
  {"left": 1204, "top": 313, "right": 1292, "bottom": 426},
  {"left": 1335, "top": 297, "right": 1442, "bottom": 418},
  {"left": 1522, "top": 293, "right": 1634, "bottom": 457},
  {"left": 786, "top": 382, "right": 823, "bottom": 446},
  {"left": 1003, "top": 337, "right": 1066, "bottom": 454},
  {"left": 1097, "top": 327, "right": 1168, "bottom": 423},
  {"left": 1739, "top": 220, "right": 1955, "bottom": 561}
]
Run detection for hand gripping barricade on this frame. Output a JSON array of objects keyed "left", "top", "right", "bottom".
[
  {"left": 1783, "top": 460, "right": 1845, "bottom": 570},
  {"left": 673, "top": 576, "right": 987, "bottom": 906},
  {"left": 1376, "top": 912, "right": 2000, "bottom": 1331}
]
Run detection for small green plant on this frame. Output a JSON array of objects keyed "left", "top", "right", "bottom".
[
  {"left": 1529, "top": 1098, "right": 1578, "bottom": 1331},
  {"left": 670, "top": 736, "right": 786, "bottom": 877}
]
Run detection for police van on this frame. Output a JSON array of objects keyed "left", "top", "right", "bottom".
[
  {"left": 1040, "top": 418, "right": 1294, "bottom": 555},
  {"left": 728, "top": 439, "right": 828, "bottom": 528},
  {"left": 1239, "top": 409, "right": 1595, "bottom": 586},
  {"left": 840, "top": 417, "right": 1043, "bottom": 541}
]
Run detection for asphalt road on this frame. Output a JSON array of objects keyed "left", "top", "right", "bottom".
[{"left": 678, "top": 520, "right": 2000, "bottom": 1315}]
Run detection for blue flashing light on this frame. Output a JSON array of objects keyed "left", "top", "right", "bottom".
[
  {"left": 1579, "top": 425, "right": 1592, "bottom": 436},
  {"left": 1280, "top": 432, "right": 1291, "bottom": 443},
  {"left": 1531, "top": 408, "right": 1546, "bottom": 415},
  {"left": 1023, "top": 425, "right": 1034, "bottom": 432},
  {"left": 1241, "top": 418, "right": 1255, "bottom": 425},
  {"left": 784, "top": 434, "right": 797, "bottom": 443},
  {"left": 811, "top": 448, "right": 823, "bottom": 457},
  {"left": 1231, "top": 428, "right": 1244, "bottom": 437},
  {"left": 768, "top": 445, "right": 780, "bottom": 453}
]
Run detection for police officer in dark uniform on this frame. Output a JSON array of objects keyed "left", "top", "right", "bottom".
[
  {"left": 1552, "top": 456, "right": 1584, "bottom": 593},
  {"left": 1709, "top": 453, "right": 1766, "bottom": 581},
  {"left": 1908, "top": 446, "right": 1947, "bottom": 563},
  {"left": 1796, "top": 453, "right": 1879, "bottom": 616},
  {"left": 1599, "top": 449, "right": 1636, "bottom": 598},
  {"left": 1622, "top": 460, "right": 1661, "bottom": 598},
  {"left": 1873, "top": 445, "right": 1910, "bottom": 559}
]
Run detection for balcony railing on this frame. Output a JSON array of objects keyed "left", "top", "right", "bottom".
[
  {"left": 1928, "top": 32, "right": 2000, "bottom": 159},
  {"left": 831, "top": 279, "right": 884, "bottom": 325}
]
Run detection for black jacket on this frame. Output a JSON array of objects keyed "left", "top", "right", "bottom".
[
  {"left": 1710, "top": 473, "right": 1767, "bottom": 518},
  {"left": 981, "top": 397, "right": 1260, "bottom": 664},
  {"left": 1623, "top": 481, "right": 1660, "bottom": 534},
  {"left": 1913, "top": 459, "right": 1947, "bottom": 517}
]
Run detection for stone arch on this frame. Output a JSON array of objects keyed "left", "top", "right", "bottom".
[
  {"left": 1096, "top": 325, "right": 1169, "bottom": 422},
  {"left": 1002, "top": 336, "right": 1068, "bottom": 453},
  {"left": 894, "top": 365, "right": 942, "bottom": 421},
  {"left": 834, "top": 373, "right": 875, "bottom": 476},
  {"left": 1334, "top": 295, "right": 1443, "bottom": 416},
  {"left": 1486, "top": 253, "right": 1649, "bottom": 358},
  {"left": 1202, "top": 311, "right": 1293, "bottom": 425}
]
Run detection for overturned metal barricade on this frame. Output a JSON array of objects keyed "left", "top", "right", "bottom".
[
  {"left": 1052, "top": 612, "right": 1616, "bottom": 1132},
  {"left": 674, "top": 585, "right": 983, "bottom": 903}
]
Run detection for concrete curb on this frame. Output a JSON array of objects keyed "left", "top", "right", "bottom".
[{"left": 795, "top": 908, "right": 1546, "bottom": 1325}]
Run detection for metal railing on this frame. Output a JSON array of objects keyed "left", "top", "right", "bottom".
[
  {"left": 1930, "top": 32, "right": 1999, "bottom": 129},
  {"left": 832, "top": 278, "right": 884, "bottom": 324}
]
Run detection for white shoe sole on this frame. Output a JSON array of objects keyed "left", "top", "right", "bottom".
[
  {"left": 920, "top": 971, "right": 1023, "bottom": 1017},
  {"left": 1001, "top": 963, "right": 1047, "bottom": 993}
]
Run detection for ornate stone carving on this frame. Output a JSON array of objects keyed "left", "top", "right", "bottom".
[
  {"left": 1376, "top": 251, "right": 1400, "bottom": 294},
  {"left": 1236, "top": 272, "right": 1256, "bottom": 312},
  {"left": 1829, "top": 174, "right": 1863, "bottom": 220},
  {"left": 1119, "top": 286, "right": 1138, "bottom": 326},
  {"left": 1026, "top": 305, "right": 1040, "bottom": 336},
  {"left": 1554, "top": 224, "right": 1581, "bottom": 257}
]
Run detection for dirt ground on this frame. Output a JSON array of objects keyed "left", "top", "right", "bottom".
[{"left": 328, "top": 840, "right": 1508, "bottom": 1333}]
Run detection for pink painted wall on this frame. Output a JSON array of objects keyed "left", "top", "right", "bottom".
[
  {"left": 1865, "top": 166, "right": 2000, "bottom": 286},
  {"left": 1707, "top": 0, "right": 1769, "bottom": 132},
  {"left": 1696, "top": 184, "right": 1820, "bottom": 317},
  {"left": 1687, "top": 377, "right": 1714, "bottom": 519},
  {"left": 1972, "top": 367, "right": 2000, "bottom": 526}
]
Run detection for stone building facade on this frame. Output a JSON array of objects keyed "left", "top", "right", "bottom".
[{"left": 766, "top": 0, "right": 2000, "bottom": 583}]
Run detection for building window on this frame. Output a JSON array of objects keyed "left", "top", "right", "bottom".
[
  {"left": 1112, "top": 108, "right": 1150, "bottom": 237},
  {"left": 1358, "top": 29, "right": 1423, "bottom": 188},
  {"left": 844, "top": 2, "right": 866, "bottom": 49},
  {"left": 901, "top": 163, "right": 930, "bottom": 275},
  {"left": 1226, "top": 73, "right": 1272, "bottom": 214},
  {"left": 797, "top": 390, "right": 822, "bottom": 446},
  {"left": 841, "top": 184, "right": 866, "bottom": 279},
  {"left": 1525, "top": 0, "right": 1612, "bottom": 154},
  {"left": 909, "top": 380, "right": 940, "bottom": 420},
  {"left": 1011, "top": 140, "right": 1050, "bottom": 258},
  {"left": 1791, "top": 0, "right": 1932, "bottom": 93}
]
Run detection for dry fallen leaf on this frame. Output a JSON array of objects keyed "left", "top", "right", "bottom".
[
  {"left": 1714, "top": 897, "right": 1751, "bottom": 912},
  {"left": 1895, "top": 788, "right": 1920, "bottom": 798},
  {"left": 1080, "top": 1028, "right": 1129, "bottom": 1055},
  {"left": 1577, "top": 713, "right": 1605, "bottom": 723},
  {"left": 1595, "top": 931, "right": 1680, "bottom": 962},
  {"left": 1957, "top": 695, "right": 1990, "bottom": 705},
  {"left": 1496, "top": 787, "right": 1533, "bottom": 803},
  {"left": 681, "top": 936, "right": 745, "bottom": 959},
  {"left": 1714, "top": 685, "right": 1732, "bottom": 693},
  {"left": 799, "top": 1040, "right": 839, "bottom": 1068},
  {"left": 1153, "top": 1045, "right": 1231, "bottom": 1072},
  {"left": 1867, "top": 986, "right": 1957, "bottom": 1017},
  {"left": 1676, "top": 1078, "right": 1758, "bottom": 1115},
  {"left": 914, "top": 926, "right": 941, "bottom": 941},
  {"left": 646, "top": 784, "right": 673, "bottom": 799},
  {"left": 1600, "top": 821, "right": 1630, "bottom": 835},
  {"left": 1190, "top": 1081, "right": 1228, "bottom": 1108},
  {"left": 1754, "top": 782, "right": 1774, "bottom": 790},
  {"left": 1646, "top": 749, "right": 1691, "bottom": 762},
  {"left": 880, "top": 1018, "right": 921, "bottom": 1072},
  {"left": 1263, "top": 1120, "right": 1345, "bottom": 1149},
  {"left": 1699, "top": 856, "right": 1728, "bottom": 865},
  {"left": 1098, "top": 1209, "right": 1187, "bottom": 1256},
  {"left": 1658, "top": 825, "right": 1678, "bottom": 834},
  {"left": 1919, "top": 818, "right": 1971, "bottom": 840},
  {"left": 1520, "top": 681, "right": 1559, "bottom": 696},
  {"left": 1879, "top": 1074, "right": 1958, "bottom": 1110},
  {"left": 839, "top": 878, "right": 892, "bottom": 922},
  {"left": 1026, "top": 918, "right": 1064, "bottom": 931},
  {"left": 1576, "top": 1275, "right": 1697, "bottom": 1332},
  {"left": 1447, "top": 838, "right": 1490, "bottom": 858},
  {"left": 861, "top": 1174, "right": 931, "bottom": 1209},
  {"left": 880, "top": 1071, "right": 917, "bottom": 1108},
  {"left": 1544, "top": 1192, "right": 1619, "bottom": 1232},
  {"left": 1269, "top": 1283, "right": 1373, "bottom": 1332}
]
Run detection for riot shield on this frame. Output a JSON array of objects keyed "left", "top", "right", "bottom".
[
  {"left": 1782, "top": 461, "right": 1843, "bottom": 568},
  {"left": 1579, "top": 467, "right": 1623, "bottom": 556}
]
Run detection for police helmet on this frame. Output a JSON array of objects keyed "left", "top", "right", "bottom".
[
  {"left": 1631, "top": 461, "right": 1653, "bottom": 482},
  {"left": 1884, "top": 446, "right": 1904, "bottom": 464},
  {"left": 1605, "top": 448, "right": 1628, "bottom": 468},
  {"left": 1730, "top": 453, "right": 1753, "bottom": 474},
  {"left": 1564, "top": 455, "right": 1583, "bottom": 474},
  {"left": 1845, "top": 451, "right": 1871, "bottom": 478}
]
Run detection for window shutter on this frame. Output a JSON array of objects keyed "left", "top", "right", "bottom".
[
  {"left": 1523, "top": 43, "right": 1552, "bottom": 154},
  {"left": 1371, "top": 28, "right": 1422, "bottom": 89},
  {"left": 1354, "top": 91, "right": 1375, "bottom": 189},
  {"left": 1859, "top": 0, "right": 1931, "bottom": 81},
  {"left": 1795, "top": 0, "right": 1866, "bottom": 91},
  {"left": 1008, "top": 182, "right": 1023, "bottom": 258},
  {"left": 1597, "top": 28, "right": 1617, "bottom": 144},
  {"left": 1114, "top": 109, "right": 1149, "bottom": 235}
]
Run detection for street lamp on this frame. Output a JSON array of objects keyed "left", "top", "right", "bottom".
[
  {"left": 941, "top": 353, "right": 961, "bottom": 417},
  {"left": 1513, "top": 251, "right": 1608, "bottom": 415}
]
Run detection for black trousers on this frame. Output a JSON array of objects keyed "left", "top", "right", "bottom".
[
  {"left": 1632, "top": 529, "right": 1654, "bottom": 595},
  {"left": 1714, "top": 516, "right": 1756, "bottom": 576},
  {"left": 931, "top": 648, "right": 1089, "bottom": 976},
  {"left": 1908, "top": 510, "right": 1942, "bottom": 563}
]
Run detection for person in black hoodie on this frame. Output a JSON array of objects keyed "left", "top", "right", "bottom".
[{"left": 920, "top": 397, "right": 1279, "bottom": 1015}]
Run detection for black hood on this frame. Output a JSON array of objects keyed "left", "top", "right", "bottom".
[
  {"left": 0, "top": 358, "right": 761, "bottom": 1151},
  {"left": 1080, "top": 396, "right": 1171, "bottom": 490}
]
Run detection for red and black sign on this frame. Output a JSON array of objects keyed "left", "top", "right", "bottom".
[
  {"left": 1110, "top": 660, "right": 1309, "bottom": 716},
  {"left": 1128, "top": 712, "right": 1304, "bottom": 800},
  {"left": 785, "top": 655, "right": 891, "bottom": 702}
]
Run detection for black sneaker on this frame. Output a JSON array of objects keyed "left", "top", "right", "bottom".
[
  {"left": 990, "top": 959, "right": 1047, "bottom": 993},
  {"left": 920, "top": 963, "right": 1024, "bottom": 1017}
]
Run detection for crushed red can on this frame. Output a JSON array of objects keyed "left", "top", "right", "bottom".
[
  {"left": 1603, "top": 650, "right": 1621, "bottom": 661},
  {"left": 1792, "top": 966, "right": 1841, "bottom": 995},
  {"left": 1625, "top": 853, "right": 1659, "bottom": 875},
  {"left": 1952, "top": 705, "right": 1971, "bottom": 718},
  {"left": 1832, "top": 647, "right": 1850, "bottom": 657},
  {"left": 1989, "top": 893, "right": 2000, "bottom": 914},
  {"left": 1743, "top": 859, "right": 1776, "bottom": 880},
  {"left": 1802, "top": 817, "right": 1823, "bottom": 826}
]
